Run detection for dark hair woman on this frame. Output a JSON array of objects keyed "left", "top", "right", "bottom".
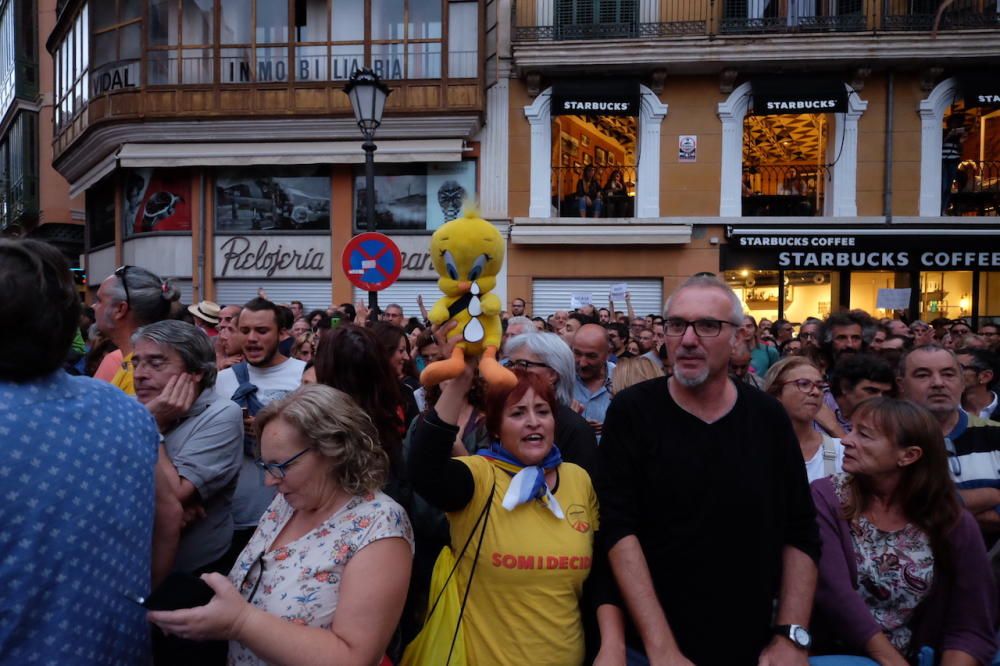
[
  {"left": 307, "top": 309, "right": 331, "bottom": 332},
  {"left": 371, "top": 322, "right": 420, "bottom": 430},
  {"left": 313, "top": 324, "right": 406, "bottom": 496},
  {"left": 408, "top": 367, "right": 622, "bottom": 665},
  {"left": 811, "top": 397, "right": 997, "bottom": 665}
]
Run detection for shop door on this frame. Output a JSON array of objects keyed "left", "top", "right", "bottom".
[{"left": 531, "top": 279, "right": 663, "bottom": 318}]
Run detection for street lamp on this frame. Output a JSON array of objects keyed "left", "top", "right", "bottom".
[{"left": 344, "top": 68, "right": 391, "bottom": 320}]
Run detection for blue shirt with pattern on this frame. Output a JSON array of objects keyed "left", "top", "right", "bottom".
[{"left": 0, "top": 371, "right": 159, "bottom": 664}]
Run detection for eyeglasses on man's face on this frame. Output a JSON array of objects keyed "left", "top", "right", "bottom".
[
  {"left": 254, "top": 447, "right": 312, "bottom": 479},
  {"left": 664, "top": 317, "right": 736, "bottom": 338},
  {"left": 508, "top": 359, "right": 551, "bottom": 372}
]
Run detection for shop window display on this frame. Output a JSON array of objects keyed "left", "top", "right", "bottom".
[
  {"left": 742, "top": 113, "right": 829, "bottom": 217},
  {"left": 123, "top": 169, "right": 193, "bottom": 235},
  {"left": 550, "top": 115, "right": 636, "bottom": 218},
  {"left": 725, "top": 270, "right": 832, "bottom": 322},
  {"left": 919, "top": 271, "right": 973, "bottom": 321},
  {"left": 216, "top": 166, "right": 330, "bottom": 232},
  {"left": 353, "top": 161, "right": 476, "bottom": 231}
]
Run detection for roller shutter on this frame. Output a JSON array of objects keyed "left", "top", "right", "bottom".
[
  {"left": 530, "top": 279, "right": 663, "bottom": 318},
  {"left": 215, "top": 280, "right": 333, "bottom": 311},
  {"left": 353, "top": 281, "right": 439, "bottom": 321}
]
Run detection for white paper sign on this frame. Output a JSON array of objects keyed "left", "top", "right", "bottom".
[
  {"left": 876, "top": 288, "right": 911, "bottom": 310},
  {"left": 570, "top": 293, "right": 593, "bottom": 308},
  {"left": 610, "top": 283, "right": 629, "bottom": 300}
]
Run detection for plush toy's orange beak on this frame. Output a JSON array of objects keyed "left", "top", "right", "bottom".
[{"left": 457, "top": 281, "right": 472, "bottom": 293}]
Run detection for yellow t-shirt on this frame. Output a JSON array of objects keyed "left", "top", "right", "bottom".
[
  {"left": 449, "top": 456, "right": 598, "bottom": 666},
  {"left": 111, "top": 352, "right": 135, "bottom": 396}
]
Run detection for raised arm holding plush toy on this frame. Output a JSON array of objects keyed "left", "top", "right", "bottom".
[{"left": 418, "top": 209, "right": 517, "bottom": 390}]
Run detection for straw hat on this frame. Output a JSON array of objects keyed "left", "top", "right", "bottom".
[{"left": 188, "top": 300, "right": 222, "bottom": 326}]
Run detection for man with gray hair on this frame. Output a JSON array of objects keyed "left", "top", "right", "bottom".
[
  {"left": 132, "top": 320, "right": 243, "bottom": 661},
  {"left": 596, "top": 274, "right": 820, "bottom": 665},
  {"left": 93, "top": 265, "right": 180, "bottom": 395}
]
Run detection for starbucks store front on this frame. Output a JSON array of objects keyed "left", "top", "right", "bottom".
[{"left": 721, "top": 227, "right": 1000, "bottom": 325}]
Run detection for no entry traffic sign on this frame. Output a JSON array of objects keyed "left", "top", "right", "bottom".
[{"left": 341, "top": 232, "right": 403, "bottom": 292}]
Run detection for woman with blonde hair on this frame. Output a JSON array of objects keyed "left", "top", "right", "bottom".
[
  {"left": 290, "top": 331, "right": 318, "bottom": 363},
  {"left": 148, "top": 384, "right": 414, "bottom": 665},
  {"left": 763, "top": 356, "right": 843, "bottom": 482},
  {"left": 611, "top": 355, "right": 665, "bottom": 394}
]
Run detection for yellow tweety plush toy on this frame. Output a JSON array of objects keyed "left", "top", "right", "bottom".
[{"left": 419, "top": 208, "right": 517, "bottom": 390}]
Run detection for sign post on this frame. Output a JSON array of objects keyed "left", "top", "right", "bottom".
[{"left": 341, "top": 232, "right": 403, "bottom": 315}]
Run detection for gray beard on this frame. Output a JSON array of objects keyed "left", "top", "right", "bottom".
[{"left": 673, "top": 367, "right": 709, "bottom": 387}]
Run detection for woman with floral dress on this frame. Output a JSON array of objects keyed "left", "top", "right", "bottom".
[
  {"left": 148, "top": 384, "right": 414, "bottom": 665},
  {"left": 810, "top": 397, "right": 996, "bottom": 665}
]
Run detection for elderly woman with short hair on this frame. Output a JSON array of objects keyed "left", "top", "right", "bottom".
[
  {"left": 504, "top": 332, "right": 598, "bottom": 473},
  {"left": 148, "top": 384, "right": 414, "bottom": 666}
]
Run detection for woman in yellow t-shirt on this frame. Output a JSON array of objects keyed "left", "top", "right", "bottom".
[{"left": 410, "top": 367, "right": 623, "bottom": 665}]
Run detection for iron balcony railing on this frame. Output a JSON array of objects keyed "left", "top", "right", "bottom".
[
  {"left": 742, "top": 164, "right": 829, "bottom": 217},
  {"left": 513, "top": 0, "right": 999, "bottom": 38},
  {"left": 551, "top": 164, "right": 639, "bottom": 218},
  {"left": 944, "top": 160, "right": 1000, "bottom": 216}
]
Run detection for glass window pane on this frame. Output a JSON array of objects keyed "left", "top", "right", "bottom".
[
  {"left": 120, "top": 22, "right": 142, "bottom": 59},
  {"left": 370, "top": 43, "right": 403, "bottom": 80},
  {"left": 123, "top": 0, "right": 143, "bottom": 21},
  {"left": 406, "top": 42, "right": 440, "bottom": 79},
  {"left": 448, "top": 2, "right": 477, "bottom": 77},
  {"left": 295, "top": 0, "right": 328, "bottom": 42},
  {"left": 221, "top": 46, "right": 252, "bottom": 83},
  {"left": 149, "top": 0, "right": 179, "bottom": 46},
  {"left": 92, "top": 2, "right": 117, "bottom": 30},
  {"left": 216, "top": 166, "right": 331, "bottom": 232},
  {"left": 331, "top": 43, "right": 363, "bottom": 80},
  {"left": 409, "top": 0, "right": 442, "bottom": 38},
  {"left": 256, "top": 0, "right": 288, "bottom": 43},
  {"left": 148, "top": 49, "right": 178, "bottom": 84},
  {"left": 93, "top": 31, "right": 117, "bottom": 68},
  {"left": 979, "top": 273, "right": 1000, "bottom": 321},
  {"left": 253, "top": 46, "right": 289, "bottom": 82},
  {"left": 920, "top": 271, "right": 973, "bottom": 322},
  {"left": 354, "top": 164, "right": 428, "bottom": 231},
  {"left": 221, "top": 0, "right": 252, "bottom": 43},
  {"left": 295, "top": 44, "right": 327, "bottom": 81},
  {"left": 81, "top": 7, "right": 89, "bottom": 69},
  {"left": 182, "top": 48, "right": 213, "bottom": 83},
  {"left": 183, "top": 0, "right": 214, "bottom": 44},
  {"left": 331, "top": 0, "right": 364, "bottom": 41},
  {"left": 371, "top": 0, "right": 404, "bottom": 40}
]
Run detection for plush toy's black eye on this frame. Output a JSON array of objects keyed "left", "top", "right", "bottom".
[
  {"left": 444, "top": 250, "right": 459, "bottom": 281},
  {"left": 468, "top": 254, "right": 488, "bottom": 281}
]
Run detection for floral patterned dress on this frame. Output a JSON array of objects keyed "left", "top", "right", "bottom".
[
  {"left": 833, "top": 474, "right": 934, "bottom": 653},
  {"left": 226, "top": 490, "right": 414, "bottom": 665}
]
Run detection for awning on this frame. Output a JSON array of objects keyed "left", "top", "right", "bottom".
[
  {"left": 550, "top": 79, "right": 641, "bottom": 117},
  {"left": 116, "top": 139, "right": 466, "bottom": 168},
  {"left": 958, "top": 73, "right": 1000, "bottom": 108},
  {"left": 751, "top": 77, "right": 849, "bottom": 115}
]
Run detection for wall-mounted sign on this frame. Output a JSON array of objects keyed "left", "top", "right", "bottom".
[
  {"left": 124, "top": 169, "right": 191, "bottom": 236},
  {"left": 91, "top": 60, "right": 139, "bottom": 96},
  {"left": 679, "top": 135, "right": 697, "bottom": 162},
  {"left": 751, "top": 77, "right": 848, "bottom": 115},
  {"left": 223, "top": 56, "right": 405, "bottom": 84},
  {"left": 550, "top": 79, "right": 641, "bottom": 117},
  {"left": 215, "top": 235, "right": 330, "bottom": 279},
  {"left": 722, "top": 231, "right": 1000, "bottom": 271},
  {"left": 391, "top": 235, "right": 438, "bottom": 280}
]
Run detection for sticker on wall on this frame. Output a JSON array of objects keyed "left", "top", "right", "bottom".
[{"left": 679, "top": 135, "right": 698, "bottom": 163}]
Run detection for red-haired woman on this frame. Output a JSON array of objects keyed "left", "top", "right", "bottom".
[
  {"left": 409, "top": 365, "right": 621, "bottom": 665},
  {"left": 811, "top": 397, "right": 997, "bottom": 665}
]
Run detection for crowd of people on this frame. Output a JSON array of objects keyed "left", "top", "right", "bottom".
[{"left": 2, "top": 237, "right": 1000, "bottom": 666}]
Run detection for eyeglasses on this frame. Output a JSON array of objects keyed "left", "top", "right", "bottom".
[
  {"left": 254, "top": 447, "right": 312, "bottom": 479},
  {"left": 799, "top": 332, "right": 817, "bottom": 340},
  {"left": 664, "top": 317, "right": 736, "bottom": 338},
  {"left": 778, "top": 379, "right": 829, "bottom": 394},
  {"left": 509, "top": 359, "right": 551, "bottom": 371},
  {"left": 114, "top": 265, "right": 132, "bottom": 305}
]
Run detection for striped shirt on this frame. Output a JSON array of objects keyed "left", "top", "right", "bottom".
[{"left": 946, "top": 410, "right": 1000, "bottom": 492}]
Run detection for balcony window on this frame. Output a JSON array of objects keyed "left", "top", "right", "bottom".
[
  {"left": 720, "top": 0, "right": 865, "bottom": 33},
  {"left": 55, "top": 3, "right": 88, "bottom": 128},
  {"left": 92, "top": 0, "right": 141, "bottom": 70},
  {"left": 554, "top": 0, "right": 638, "bottom": 39},
  {"left": 742, "top": 113, "right": 830, "bottom": 217},
  {"left": 0, "top": 110, "right": 37, "bottom": 231},
  {"left": 448, "top": 1, "right": 477, "bottom": 78},
  {"left": 551, "top": 115, "right": 637, "bottom": 218},
  {"left": 0, "top": 1, "right": 13, "bottom": 115},
  {"left": 941, "top": 102, "right": 1000, "bottom": 217},
  {"left": 215, "top": 166, "right": 331, "bottom": 232},
  {"left": 148, "top": 0, "right": 214, "bottom": 84},
  {"left": 353, "top": 160, "right": 476, "bottom": 232}
]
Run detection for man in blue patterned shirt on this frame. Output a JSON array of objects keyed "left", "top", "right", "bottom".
[{"left": 0, "top": 240, "right": 160, "bottom": 664}]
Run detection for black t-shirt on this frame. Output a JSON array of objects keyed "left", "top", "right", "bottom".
[
  {"left": 556, "top": 402, "right": 598, "bottom": 475},
  {"left": 595, "top": 377, "right": 820, "bottom": 665}
]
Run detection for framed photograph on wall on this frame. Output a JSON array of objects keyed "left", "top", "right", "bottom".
[
  {"left": 581, "top": 134, "right": 590, "bottom": 147},
  {"left": 583, "top": 153, "right": 592, "bottom": 166},
  {"left": 561, "top": 153, "right": 570, "bottom": 166},
  {"left": 608, "top": 153, "right": 616, "bottom": 165},
  {"left": 595, "top": 147, "right": 607, "bottom": 166},
  {"left": 573, "top": 161, "right": 581, "bottom": 168}
]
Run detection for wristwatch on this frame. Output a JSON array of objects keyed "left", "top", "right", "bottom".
[{"left": 774, "top": 624, "right": 812, "bottom": 649}]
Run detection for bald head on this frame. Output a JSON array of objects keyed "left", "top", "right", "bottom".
[{"left": 573, "top": 324, "right": 610, "bottom": 381}]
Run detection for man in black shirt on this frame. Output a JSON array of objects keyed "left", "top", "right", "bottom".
[{"left": 596, "top": 274, "right": 820, "bottom": 665}]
